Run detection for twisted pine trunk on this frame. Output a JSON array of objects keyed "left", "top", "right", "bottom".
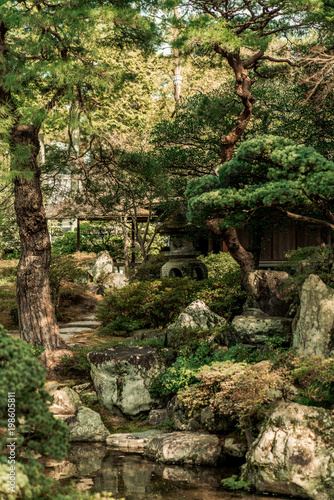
[{"left": 12, "top": 125, "right": 65, "bottom": 350}]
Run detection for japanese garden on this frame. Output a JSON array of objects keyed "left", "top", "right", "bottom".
[{"left": 0, "top": 0, "right": 334, "bottom": 499}]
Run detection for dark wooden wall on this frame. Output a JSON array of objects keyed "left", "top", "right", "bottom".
[{"left": 208, "top": 223, "right": 332, "bottom": 262}]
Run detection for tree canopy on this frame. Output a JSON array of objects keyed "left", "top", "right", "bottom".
[{"left": 186, "top": 135, "right": 334, "bottom": 232}]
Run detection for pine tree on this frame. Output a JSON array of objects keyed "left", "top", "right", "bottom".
[{"left": 0, "top": 0, "right": 158, "bottom": 354}]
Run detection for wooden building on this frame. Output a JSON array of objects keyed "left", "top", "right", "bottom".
[{"left": 208, "top": 222, "right": 332, "bottom": 268}]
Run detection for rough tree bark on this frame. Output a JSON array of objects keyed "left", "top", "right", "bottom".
[
  {"left": 209, "top": 47, "right": 263, "bottom": 274},
  {"left": 11, "top": 124, "right": 65, "bottom": 350},
  {"left": 207, "top": 220, "right": 256, "bottom": 281}
]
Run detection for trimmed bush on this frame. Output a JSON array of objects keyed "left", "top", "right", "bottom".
[
  {"left": 98, "top": 266, "right": 247, "bottom": 335},
  {"left": 0, "top": 325, "right": 69, "bottom": 498}
]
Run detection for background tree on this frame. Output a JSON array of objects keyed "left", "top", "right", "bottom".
[
  {"left": 0, "top": 0, "right": 158, "bottom": 353},
  {"left": 186, "top": 135, "right": 334, "bottom": 256}
]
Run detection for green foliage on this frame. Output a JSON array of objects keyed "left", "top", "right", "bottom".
[
  {"left": 0, "top": 216, "right": 20, "bottom": 260},
  {"left": 50, "top": 255, "right": 85, "bottom": 309},
  {"left": 150, "top": 339, "right": 227, "bottom": 398},
  {"left": 178, "top": 360, "right": 291, "bottom": 430},
  {"left": 98, "top": 272, "right": 246, "bottom": 334},
  {"left": 0, "top": 325, "right": 69, "bottom": 498},
  {"left": 186, "top": 135, "right": 334, "bottom": 233},
  {"left": 221, "top": 475, "right": 252, "bottom": 492},
  {"left": 278, "top": 245, "right": 334, "bottom": 290},
  {"left": 220, "top": 337, "right": 292, "bottom": 365},
  {"left": 29, "top": 344, "right": 46, "bottom": 357},
  {"left": 133, "top": 252, "right": 168, "bottom": 281},
  {"left": 199, "top": 251, "right": 240, "bottom": 279},
  {"left": 292, "top": 356, "right": 334, "bottom": 407},
  {"left": 51, "top": 222, "right": 124, "bottom": 260},
  {"left": 107, "top": 317, "right": 143, "bottom": 334}
]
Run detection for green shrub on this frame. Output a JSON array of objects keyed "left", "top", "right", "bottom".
[
  {"left": 291, "top": 356, "right": 334, "bottom": 407},
  {"left": 150, "top": 338, "right": 228, "bottom": 399},
  {"left": 178, "top": 360, "right": 291, "bottom": 431},
  {"left": 133, "top": 252, "right": 168, "bottom": 281},
  {"left": 51, "top": 222, "right": 124, "bottom": 259},
  {"left": 0, "top": 325, "right": 70, "bottom": 499},
  {"left": 107, "top": 317, "right": 143, "bottom": 334},
  {"left": 198, "top": 252, "right": 239, "bottom": 279},
  {"left": 98, "top": 274, "right": 247, "bottom": 335},
  {"left": 50, "top": 254, "right": 85, "bottom": 309},
  {"left": 278, "top": 245, "right": 334, "bottom": 291}
]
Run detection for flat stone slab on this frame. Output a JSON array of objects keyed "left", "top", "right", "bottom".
[
  {"left": 106, "top": 430, "right": 164, "bottom": 453},
  {"left": 145, "top": 432, "right": 223, "bottom": 466},
  {"left": 59, "top": 326, "right": 96, "bottom": 334}
]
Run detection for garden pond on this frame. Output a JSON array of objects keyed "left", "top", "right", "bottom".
[{"left": 43, "top": 443, "right": 288, "bottom": 500}]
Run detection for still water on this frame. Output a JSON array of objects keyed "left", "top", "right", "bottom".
[{"left": 44, "top": 444, "right": 289, "bottom": 500}]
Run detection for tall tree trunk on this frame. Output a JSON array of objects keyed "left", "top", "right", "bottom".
[
  {"left": 211, "top": 47, "right": 263, "bottom": 269},
  {"left": 207, "top": 220, "right": 255, "bottom": 280},
  {"left": 11, "top": 124, "right": 65, "bottom": 350},
  {"left": 172, "top": 6, "right": 182, "bottom": 109}
]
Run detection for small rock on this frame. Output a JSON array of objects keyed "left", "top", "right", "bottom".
[
  {"left": 44, "top": 381, "right": 59, "bottom": 396},
  {"left": 101, "top": 272, "right": 129, "bottom": 291},
  {"left": 246, "top": 270, "right": 293, "bottom": 316},
  {"left": 73, "top": 382, "right": 92, "bottom": 394},
  {"left": 149, "top": 409, "right": 168, "bottom": 427},
  {"left": 65, "top": 407, "right": 110, "bottom": 442},
  {"left": 145, "top": 432, "right": 223, "bottom": 465},
  {"left": 50, "top": 386, "right": 81, "bottom": 416},
  {"left": 224, "top": 435, "right": 248, "bottom": 458},
  {"left": 167, "top": 300, "right": 226, "bottom": 335},
  {"left": 106, "top": 430, "right": 164, "bottom": 453}
]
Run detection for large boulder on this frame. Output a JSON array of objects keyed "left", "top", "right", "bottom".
[
  {"left": 65, "top": 406, "right": 110, "bottom": 442},
  {"left": 88, "top": 346, "right": 164, "bottom": 417},
  {"left": 91, "top": 251, "right": 114, "bottom": 283},
  {"left": 246, "top": 270, "right": 293, "bottom": 317},
  {"left": 242, "top": 402, "right": 334, "bottom": 499},
  {"left": 232, "top": 311, "right": 292, "bottom": 345},
  {"left": 145, "top": 432, "right": 223, "bottom": 465},
  {"left": 293, "top": 274, "right": 334, "bottom": 357},
  {"left": 167, "top": 300, "right": 226, "bottom": 335}
]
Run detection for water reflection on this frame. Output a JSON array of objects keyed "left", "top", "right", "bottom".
[{"left": 43, "top": 444, "right": 288, "bottom": 500}]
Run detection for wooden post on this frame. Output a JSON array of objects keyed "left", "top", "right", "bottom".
[{"left": 76, "top": 218, "right": 80, "bottom": 252}]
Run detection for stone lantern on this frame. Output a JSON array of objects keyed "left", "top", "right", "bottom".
[{"left": 159, "top": 212, "right": 208, "bottom": 280}]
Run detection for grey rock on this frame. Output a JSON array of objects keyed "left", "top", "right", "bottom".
[
  {"left": 242, "top": 402, "right": 334, "bottom": 500},
  {"left": 145, "top": 432, "right": 223, "bottom": 465},
  {"left": 246, "top": 270, "right": 293, "bottom": 316},
  {"left": 167, "top": 300, "right": 226, "bottom": 335},
  {"left": 106, "top": 430, "right": 164, "bottom": 453},
  {"left": 101, "top": 272, "right": 129, "bottom": 292},
  {"left": 293, "top": 274, "right": 334, "bottom": 357},
  {"left": 73, "top": 382, "right": 92, "bottom": 394},
  {"left": 232, "top": 314, "right": 293, "bottom": 345},
  {"left": 131, "top": 329, "right": 167, "bottom": 343},
  {"left": 91, "top": 251, "right": 114, "bottom": 283},
  {"left": 88, "top": 346, "right": 165, "bottom": 417},
  {"left": 224, "top": 435, "right": 248, "bottom": 458},
  {"left": 65, "top": 406, "right": 110, "bottom": 442},
  {"left": 149, "top": 409, "right": 168, "bottom": 427},
  {"left": 50, "top": 386, "right": 81, "bottom": 416},
  {"left": 167, "top": 396, "right": 232, "bottom": 433}
]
